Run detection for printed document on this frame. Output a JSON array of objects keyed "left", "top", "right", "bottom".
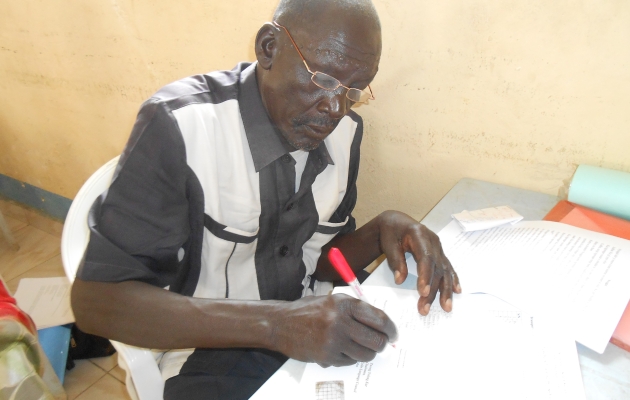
[
  {"left": 403, "top": 220, "right": 630, "bottom": 353},
  {"left": 300, "top": 287, "right": 585, "bottom": 400},
  {"left": 14, "top": 277, "right": 74, "bottom": 329}
]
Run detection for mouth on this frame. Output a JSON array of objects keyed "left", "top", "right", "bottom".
[{"left": 304, "top": 124, "right": 334, "bottom": 137}]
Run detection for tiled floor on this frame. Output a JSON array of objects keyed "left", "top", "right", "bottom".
[{"left": 0, "top": 199, "right": 132, "bottom": 400}]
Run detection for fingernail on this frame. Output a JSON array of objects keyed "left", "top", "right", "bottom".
[
  {"left": 456, "top": 283, "right": 462, "bottom": 293},
  {"left": 445, "top": 298, "right": 452, "bottom": 311},
  {"left": 394, "top": 270, "right": 401, "bottom": 283},
  {"left": 423, "top": 303, "right": 430, "bottom": 313}
]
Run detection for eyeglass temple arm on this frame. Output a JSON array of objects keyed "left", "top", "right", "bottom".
[
  {"left": 272, "top": 21, "right": 375, "bottom": 101},
  {"left": 367, "top": 85, "right": 375, "bottom": 100},
  {"left": 272, "top": 21, "right": 316, "bottom": 75}
]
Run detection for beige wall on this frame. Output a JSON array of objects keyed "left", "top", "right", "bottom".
[{"left": 1, "top": 0, "right": 629, "bottom": 226}]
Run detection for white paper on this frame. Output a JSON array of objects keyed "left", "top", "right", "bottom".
[
  {"left": 403, "top": 220, "right": 630, "bottom": 353},
  {"left": 451, "top": 205, "right": 523, "bottom": 232},
  {"left": 13, "top": 277, "right": 74, "bottom": 329},
  {"left": 300, "top": 287, "right": 585, "bottom": 400}
]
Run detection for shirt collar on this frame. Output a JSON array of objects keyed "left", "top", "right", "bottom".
[{"left": 238, "top": 62, "right": 334, "bottom": 172}]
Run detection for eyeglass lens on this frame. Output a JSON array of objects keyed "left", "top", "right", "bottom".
[{"left": 311, "top": 73, "right": 370, "bottom": 103}]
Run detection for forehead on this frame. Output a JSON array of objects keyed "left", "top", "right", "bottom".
[
  {"left": 311, "top": 37, "right": 379, "bottom": 73},
  {"left": 290, "top": 18, "right": 381, "bottom": 78}
]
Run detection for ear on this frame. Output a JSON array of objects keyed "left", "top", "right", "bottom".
[{"left": 255, "top": 23, "right": 279, "bottom": 70}]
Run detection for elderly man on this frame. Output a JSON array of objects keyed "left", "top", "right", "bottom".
[{"left": 71, "top": 0, "right": 460, "bottom": 398}]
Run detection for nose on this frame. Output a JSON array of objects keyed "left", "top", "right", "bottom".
[{"left": 316, "top": 89, "right": 349, "bottom": 120}]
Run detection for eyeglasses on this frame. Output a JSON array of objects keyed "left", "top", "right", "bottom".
[{"left": 272, "top": 21, "right": 375, "bottom": 104}]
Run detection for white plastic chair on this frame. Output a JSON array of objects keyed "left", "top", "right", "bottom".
[{"left": 61, "top": 156, "right": 164, "bottom": 400}]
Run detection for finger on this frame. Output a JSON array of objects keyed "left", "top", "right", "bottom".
[
  {"left": 342, "top": 336, "right": 379, "bottom": 363},
  {"left": 435, "top": 243, "right": 461, "bottom": 294},
  {"left": 319, "top": 352, "right": 356, "bottom": 368},
  {"left": 415, "top": 251, "right": 434, "bottom": 297},
  {"left": 417, "top": 273, "right": 440, "bottom": 316},
  {"left": 381, "top": 231, "right": 408, "bottom": 285},
  {"left": 438, "top": 272, "right": 453, "bottom": 313},
  {"left": 331, "top": 352, "right": 358, "bottom": 368},
  {"left": 350, "top": 300, "right": 398, "bottom": 343},
  {"left": 453, "top": 270, "right": 462, "bottom": 293},
  {"left": 436, "top": 253, "right": 454, "bottom": 312},
  {"left": 407, "top": 230, "right": 435, "bottom": 297}
]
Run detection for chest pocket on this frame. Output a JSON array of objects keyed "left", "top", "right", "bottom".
[
  {"left": 204, "top": 214, "right": 258, "bottom": 244},
  {"left": 301, "top": 216, "right": 349, "bottom": 297},
  {"left": 195, "top": 214, "right": 260, "bottom": 300}
]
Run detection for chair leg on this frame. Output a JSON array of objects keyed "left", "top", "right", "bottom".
[{"left": 0, "top": 210, "right": 20, "bottom": 251}]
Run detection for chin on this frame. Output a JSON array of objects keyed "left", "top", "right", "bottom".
[
  {"left": 284, "top": 127, "right": 328, "bottom": 151},
  {"left": 291, "top": 139, "right": 321, "bottom": 152}
]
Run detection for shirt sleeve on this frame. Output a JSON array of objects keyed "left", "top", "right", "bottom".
[
  {"left": 329, "top": 111, "right": 363, "bottom": 237},
  {"left": 76, "top": 99, "right": 193, "bottom": 289}
]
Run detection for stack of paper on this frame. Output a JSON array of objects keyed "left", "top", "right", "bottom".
[
  {"left": 300, "top": 287, "right": 585, "bottom": 400},
  {"left": 405, "top": 220, "right": 630, "bottom": 354},
  {"left": 543, "top": 200, "right": 630, "bottom": 352},
  {"left": 300, "top": 220, "right": 630, "bottom": 399}
]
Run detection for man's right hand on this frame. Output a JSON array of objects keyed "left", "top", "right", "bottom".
[
  {"left": 270, "top": 293, "right": 397, "bottom": 367},
  {"left": 73, "top": 279, "right": 396, "bottom": 366}
]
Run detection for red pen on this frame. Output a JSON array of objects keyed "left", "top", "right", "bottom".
[
  {"left": 328, "top": 247, "right": 397, "bottom": 348},
  {"left": 328, "top": 247, "right": 369, "bottom": 303}
]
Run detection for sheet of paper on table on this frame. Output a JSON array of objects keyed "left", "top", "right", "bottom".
[
  {"left": 451, "top": 205, "right": 523, "bottom": 231},
  {"left": 13, "top": 277, "right": 74, "bottom": 329},
  {"left": 299, "top": 286, "right": 585, "bottom": 400},
  {"left": 403, "top": 220, "right": 630, "bottom": 354}
]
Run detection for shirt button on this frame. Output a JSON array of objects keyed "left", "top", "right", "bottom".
[
  {"left": 281, "top": 154, "right": 292, "bottom": 163},
  {"left": 279, "top": 245, "right": 289, "bottom": 256},
  {"left": 286, "top": 203, "right": 294, "bottom": 211}
]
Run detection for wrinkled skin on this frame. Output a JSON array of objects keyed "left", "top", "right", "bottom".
[
  {"left": 71, "top": 2, "right": 460, "bottom": 371},
  {"left": 272, "top": 294, "right": 397, "bottom": 367},
  {"left": 256, "top": 10, "right": 380, "bottom": 151}
]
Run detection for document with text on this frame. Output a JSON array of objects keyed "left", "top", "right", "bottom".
[
  {"left": 300, "top": 287, "right": 585, "bottom": 400},
  {"left": 14, "top": 277, "right": 74, "bottom": 329},
  {"left": 403, "top": 220, "right": 630, "bottom": 353}
]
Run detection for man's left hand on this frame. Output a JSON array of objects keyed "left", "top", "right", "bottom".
[{"left": 377, "top": 211, "right": 461, "bottom": 316}]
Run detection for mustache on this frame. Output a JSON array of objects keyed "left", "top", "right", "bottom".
[{"left": 291, "top": 115, "right": 338, "bottom": 130}]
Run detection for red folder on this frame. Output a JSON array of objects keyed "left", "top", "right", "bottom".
[{"left": 544, "top": 200, "right": 630, "bottom": 352}]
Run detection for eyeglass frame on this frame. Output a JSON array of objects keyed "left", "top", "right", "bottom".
[{"left": 271, "top": 21, "right": 376, "bottom": 104}]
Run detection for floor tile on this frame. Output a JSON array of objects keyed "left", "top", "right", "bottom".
[
  {"left": 1, "top": 207, "right": 134, "bottom": 399},
  {"left": 3, "top": 214, "right": 28, "bottom": 233},
  {"left": 64, "top": 359, "right": 108, "bottom": 400},
  {"left": 74, "top": 373, "right": 132, "bottom": 400},
  {"left": 26, "top": 208, "right": 65, "bottom": 237},
  {"left": 5, "top": 254, "right": 66, "bottom": 294},
  {"left": 0, "top": 198, "right": 28, "bottom": 223},
  {"left": 0, "top": 226, "right": 60, "bottom": 281},
  {"left": 90, "top": 353, "right": 118, "bottom": 373},
  {"left": 109, "top": 365, "right": 127, "bottom": 384}
]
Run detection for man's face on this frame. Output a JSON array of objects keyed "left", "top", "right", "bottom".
[{"left": 260, "top": 17, "right": 381, "bottom": 151}]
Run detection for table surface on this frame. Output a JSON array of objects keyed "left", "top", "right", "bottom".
[{"left": 252, "top": 178, "right": 630, "bottom": 400}]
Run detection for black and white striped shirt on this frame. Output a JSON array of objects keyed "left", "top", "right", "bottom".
[{"left": 78, "top": 61, "right": 363, "bottom": 379}]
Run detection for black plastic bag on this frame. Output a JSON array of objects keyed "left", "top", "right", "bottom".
[{"left": 65, "top": 324, "right": 116, "bottom": 370}]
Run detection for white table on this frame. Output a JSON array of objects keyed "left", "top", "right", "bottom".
[{"left": 252, "top": 178, "right": 630, "bottom": 399}]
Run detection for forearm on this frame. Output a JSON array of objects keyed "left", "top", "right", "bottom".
[
  {"left": 71, "top": 279, "right": 283, "bottom": 350},
  {"left": 314, "top": 212, "right": 386, "bottom": 281}
]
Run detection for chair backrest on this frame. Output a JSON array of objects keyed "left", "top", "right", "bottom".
[
  {"left": 61, "top": 156, "right": 164, "bottom": 400},
  {"left": 61, "top": 156, "right": 119, "bottom": 282}
]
